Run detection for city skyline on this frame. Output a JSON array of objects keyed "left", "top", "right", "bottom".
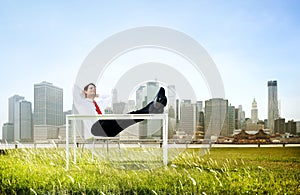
[
  {"left": 1, "top": 1, "right": 300, "bottom": 132},
  {"left": 2, "top": 80, "right": 298, "bottom": 141},
  {"left": 3, "top": 79, "right": 297, "bottom": 120}
]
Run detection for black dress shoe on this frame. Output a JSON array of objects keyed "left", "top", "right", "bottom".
[
  {"left": 150, "top": 87, "right": 167, "bottom": 113},
  {"left": 134, "top": 87, "right": 167, "bottom": 114},
  {"left": 154, "top": 87, "right": 167, "bottom": 106}
]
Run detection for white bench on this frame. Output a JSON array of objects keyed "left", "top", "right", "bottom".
[{"left": 65, "top": 114, "right": 168, "bottom": 170}]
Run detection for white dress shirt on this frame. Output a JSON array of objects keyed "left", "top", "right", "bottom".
[{"left": 73, "top": 84, "right": 112, "bottom": 139}]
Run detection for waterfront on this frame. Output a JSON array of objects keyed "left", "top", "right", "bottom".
[{"left": 1, "top": 142, "right": 299, "bottom": 150}]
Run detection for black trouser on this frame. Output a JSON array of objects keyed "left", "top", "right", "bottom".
[
  {"left": 91, "top": 98, "right": 167, "bottom": 137},
  {"left": 91, "top": 110, "right": 145, "bottom": 137}
]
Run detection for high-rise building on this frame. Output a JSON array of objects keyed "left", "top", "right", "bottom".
[
  {"left": 264, "top": 119, "right": 268, "bottom": 129},
  {"left": 205, "top": 98, "right": 228, "bottom": 137},
  {"left": 196, "top": 101, "right": 203, "bottom": 112},
  {"left": 2, "top": 123, "right": 14, "bottom": 142},
  {"left": 136, "top": 86, "right": 146, "bottom": 109},
  {"left": 274, "top": 118, "right": 285, "bottom": 134},
  {"left": 296, "top": 121, "right": 300, "bottom": 135},
  {"left": 176, "top": 99, "right": 180, "bottom": 123},
  {"left": 33, "top": 82, "right": 63, "bottom": 141},
  {"left": 235, "top": 108, "right": 239, "bottom": 129},
  {"left": 168, "top": 106, "right": 175, "bottom": 118},
  {"left": 241, "top": 111, "right": 246, "bottom": 129},
  {"left": 228, "top": 104, "right": 235, "bottom": 136},
  {"left": 146, "top": 81, "right": 161, "bottom": 138},
  {"left": 14, "top": 100, "right": 33, "bottom": 141},
  {"left": 251, "top": 98, "right": 258, "bottom": 123},
  {"left": 286, "top": 120, "right": 296, "bottom": 135},
  {"left": 179, "top": 100, "right": 196, "bottom": 136},
  {"left": 4, "top": 95, "right": 23, "bottom": 142},
  {"left": 167, "top": 85, "right": 176, "bottom": 118},
  {"left": 135, "top": 85, "right": 147, "bottom": 138},
  {"left": 146, "top": 81, "right": 159, "bottom": 102},
  {"left": 8, "top": 95, "right": 24, "bottom": 123},
  {"left": 237, "top": 105, "right": 245, "bottom": 129},
  {"left": 198, "top": 111, "right": 205, "bottom": 132},
  {"left": 34, "top": 81, "right": 63, "bottom": 126},
  {"left": 135, "top": 81, "right": 162, "bottom": 138},
  {"left": 195, "top": 101, "right": 203, "bottom": 127},
  {"left": 268, "top": 80, "right": 279, "bottom": 133},
  {"left": 63, "top": 110, "right": 73, "bottom": 125},
  {"left": 5, "top": 95, "right": 33, "bottom": 142}
]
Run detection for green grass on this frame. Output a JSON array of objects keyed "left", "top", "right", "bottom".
[{"left": 0, "top": 147, "right": 299, "bottom": 194}]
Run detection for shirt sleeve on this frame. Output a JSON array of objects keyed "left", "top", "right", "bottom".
[
  {"left": 72, "top": 84, "right": 98, "bottom": 139},
  {"left": 97, "top": 94, "right": 112, "bottom": 112},
  {"left": 73, "top": 84, "right": 95, "bottom": 115}
]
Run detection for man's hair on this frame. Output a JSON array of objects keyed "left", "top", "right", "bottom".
[{"left": 84, "top": 83, "right": 96, "bottom": 91}]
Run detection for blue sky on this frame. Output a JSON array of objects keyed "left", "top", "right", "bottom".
[{"left": 1, "top": 0, "right": 300, "bottom": 133}]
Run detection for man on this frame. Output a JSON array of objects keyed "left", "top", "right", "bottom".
[{"left": 79, "top": 83, "right": 167, "bottom": 137}]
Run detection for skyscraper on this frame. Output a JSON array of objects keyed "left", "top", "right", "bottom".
[
  {"left": 146, "top": 81, "right": 161, "bottom": 138},
  {"left": 8, "top": 95, "right": 24, "bottom": 123},
  {"left": 34, "top": 82, "right": 63, "bottom": 141},
  {"left": 205, "top": 98, "right": 228, "bottom": 137},
  {"left": 14, "top": 100, "right": 33, "bottom": 141},
  {"left": 237, "top": 105, "right": 245, "bottom": 129},
  {"left": 228, "top": 104, "right": 235, "bottom": 136},
  {"left": 2, "top": 123, "right": 14, "bottom": 142},
  {"left": 34, "top": 81, "right": 63, "bottom": 126},
  {"left": 167, "top": 85, "right": 176, "bottom": 118},
  {"left": 136, "top": 85, "right": 147, "bottom": 138},
  {"left": 251, "top": 98, "right": 258, "bottom": 123},
  {"left": 135, "top": 81, "right": 161, "bottom": 138},
  {"left": 5, "top": 95, "right": 24, "bottom": 141},
  {"left": 136, "top": 86, "right": 146, "bottom": 109},
  {"left": 274, "top": 118, "right": 285, "bottom": 134},
  {"left": 5, "top": 95, "right": 33, "bottom": 142},
  {"left": 146, "top": 81, "right": 159, "bottom": 102},
  {"left": 268, "top": 80, "right": 279, "bottom": 132},
  {"left": 179, "top": 100, "right": 196, "bottom": 136},
  {"left": 195, "top": 101, "right": 203, "bottom": 127}
]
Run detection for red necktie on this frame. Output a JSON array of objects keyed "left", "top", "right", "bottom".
[{"left": 93, "top": 100, "right": 102, "bottom": 114}]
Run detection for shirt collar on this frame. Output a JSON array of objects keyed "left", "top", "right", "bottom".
[{"left": 85, "top": 98, "right": 94, "bottom": 103}]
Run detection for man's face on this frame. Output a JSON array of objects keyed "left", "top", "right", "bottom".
[{"left": 84, "top": 84, "right": 96, "bottom": 99}]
